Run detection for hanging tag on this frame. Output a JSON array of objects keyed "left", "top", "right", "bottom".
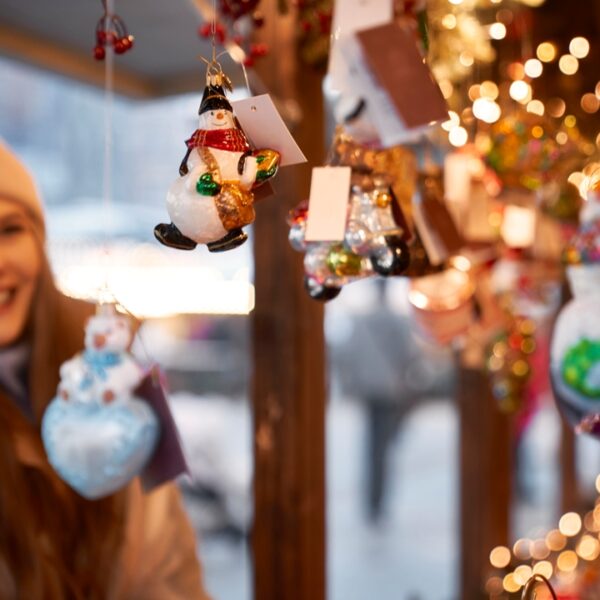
[
  {"left": 357, "top": 22, "right": 448, "bottom": 129},
  {"left": 337, "top": 34, "right": 428, "bottom": 147},
  {"left": 328, "top": 0, "right": 393, "bottom": 91},
  {"left": 232, "top": 94, "right": 307, "bottom": 167},
  {"left": 137, "top": 366, "right": 189, "bottom": 492},
  {"left": 305, "top": 167, "right": 351, "bottom": 242}
]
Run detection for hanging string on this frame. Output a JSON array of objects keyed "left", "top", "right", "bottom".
[{"left": 100, "top": 0, "right": 115, "bottom": 300}]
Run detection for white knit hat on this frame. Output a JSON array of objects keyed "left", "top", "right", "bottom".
[{"left": 0, "top": 141, "right": 45, "bottom": 239}]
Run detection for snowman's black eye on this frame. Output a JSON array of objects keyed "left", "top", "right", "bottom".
[{"left": 211, "top": 111, "right": 214, "bottom": 115}]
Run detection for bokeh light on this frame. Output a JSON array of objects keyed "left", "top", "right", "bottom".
[
  {"left": 490, "top": 546, "right": 511, "bottom": 568},
  {"left": 524, "top": 58, "right": 543, "bottom": 78},
  {"left": 536, "top": 42, "right": 557, "bottom": 62},
  {"left": 559, "top": 512, "right": 582, "bottom": 537},
  {"left": 569, "top": 36, "right": 590, "bottom": 59},
  {"left": 489, "top": 22, "right": 507, "bottom": 40},
  {"left": 559, "top": 54, "right": 579, "bottom": 75},
  {"left": 527, "top": 100, "right": 545, "bottom": 116},
  {"left": 449, "top": 126, "right": 468, "bottom": 147}
]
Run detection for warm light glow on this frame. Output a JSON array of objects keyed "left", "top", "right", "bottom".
[
  {"left": 468, "top": 84, "right": 481, "bottom": 101},
  {"left": 546, "top": 529, "right": 567, "bottom": 551},
  {"left": 531, "top": 125, "right": 544, "bottom": 139},
  {"left": 595, "top": 474, "right": 600, "bottom": 494},
  {"left": 596, "top": 82, "right": 600, "bottom": 99},
  {"left": 439, "top": 79, "right": 454, "bottom": 99},
  {"left": 496, "top": 9, "right": 513, "bottom": 24},
  {"left": 57, "top": 266, "right": 255, "bottom": 318},
  {"left": 473, "top": 98, "right": 501, "bottom": 123},
  {"left": 537, "top": 42, "right": 557, "bottom": 62},
  {"left": 557, "top": 550, "right": 578, "bottom": 572},
  {"left": 531, "top": 539, "right": 550, "bottom": 560},
  {"left": 556, "top": 132, "right": 568, "bottom": 145},
  {"left": 460, "top": 51, "right": 474, "bottom": 67},
  {"left": 503, "top": 573, "right": 521, "bottom": 593},
  {"left": 513, "top": 565, "right": 532, "bottom": 586},
  {"left": 527, "top": 100, "right": 545, "bottom": 116},
  {"left": 533, "top": 561, "right": 553, "bottom": 579},
  {"left": 559, "top": 54, "right": 579, "bottom": 75},
  {"left": 480, "top": 80, "right": 499, "bottom": 99},
  {"left": 519, "top": 0, "right": 545, "bottom": 5},
  {"left": 489, "top": 22, "right": 507, "bottom": 40},
  {"left": 501, "top": 206, "right": 536, "bottom": 248},
  {"left": 507, "top": 62, "right": 525, "bottom": 80},
  {"left": 564, "top": 115, "right": 577, "bottom": 128},
  {"left": 449, "top": 126, "right": 468, "bottom": 147},
  {"left": 449, "top": 0, "right": 464, "bottom": 4},
  {"left": 559, "top": 512, "right": 582, "bottom": 537},
  {"left": 485, "top": 577, "right": 503, "bottom": 595},
  {"left": 442, "top": 13, "right": 457, "bottom": 29},
  {"left": 490, "top": 546, "right": 511, "bottom": 568},
  {"left": 510, "top": 80, "right": 531, "bottom": 102},
  {"left": 582, "top": 93, "right": 600, "bottom": 113},
  {"left": 547, "top": 97, "right": 566, "bottom": 118},
  {"left": 576, "top": 535, "right": 600, "bottom": 561},
  {"left": 513, "top": 539, "right": 532, "bottom": 560},
  {"left": 524, "top": 58, "right": 543, "bottom": 78},
  {"left": 441, "top": 111, "right": 460, "bottom": 131},
  {"left": 570, "top": 36, "right": 590, "bottom": 59}
]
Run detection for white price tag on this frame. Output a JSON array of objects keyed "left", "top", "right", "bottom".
[
  {"left": 232, "top": 94, "right": 307, "bottom": 167},
  {"left": 305, "top": 167, "right": 352, "bottom": 242},
  {"left": 328, "top": 0, "right": 393, "bottom": 92}
]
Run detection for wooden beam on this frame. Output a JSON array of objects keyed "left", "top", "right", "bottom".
[
  {"left": 251, "top": 7, "right": 327, "bottom": 600},
  {"left": 458, "top": 365, "right": 512, "bottom": 600},
  {"left": 0, "top": 25, "right": 153, "bottom": 98}
]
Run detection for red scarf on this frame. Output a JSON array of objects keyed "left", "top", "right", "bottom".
[{"left": 186, "top": 128, "right": 250, "bottom": 153}]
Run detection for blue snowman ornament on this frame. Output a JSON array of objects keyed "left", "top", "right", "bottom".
[{"left": 42, "top": 304, "right": 159, "bottom": 499}]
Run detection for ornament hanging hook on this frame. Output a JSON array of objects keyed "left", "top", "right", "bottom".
[{"left": 521, "top": 574, "right": 557, "bottom": 600}]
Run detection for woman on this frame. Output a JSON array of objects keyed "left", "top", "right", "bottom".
[{"left": 0, "top": 141, "right": 212, "bottom": 599}]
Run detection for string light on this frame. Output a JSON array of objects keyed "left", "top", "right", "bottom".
[
  {"left": 559, "top": 512, "right": 582, "bottom": 537},
  {"left": 468, "top": 84, "right": 481, "bottom": 101},
  {"left": 514, "top": 565, "right": 533, "bottom": 585},
  {"left": 509, "top": 80, "right": 532, "bottom": 103},
  {"left": 536, "top": 42, "right": 557, "bottom": 62},
  {"left": 557, "top": 550, "right": 578, "bottom": 572},
  {"left": 442, "top": 13, "right": 457, "bottom": 29},
  {"left": 441, "top": 111, "right": 460, "bottom": 131},
  {"left": 503, "top": 573, "right": 521, "bottom": 593},
  {"left": 581, "top": 93, "right": 599, "bottom": 114},
  {"left": 559, "top": 54, "right": 579, "bottom": 75},
  {"left": 533, "top": 561, "right": 553, "bottom": 579},
  {"left": 556, "top": 132, "right": 568, "bottom": 145},
  {"left": 546, "top": 529, "right": 567, "bottom": 551},
  {"left": 489, "top": 22, "right": 507, "bottom": 40},
  {"left": 547, "top": 97, "right": 566, "bottom": 118},
  {"left": 473, "top": 97, "right": 499, "bottom": 122},
  {"left": 490, "top": 546, "right": 511, "bottom": 568},
  {"left": 527, "top": 100, "right": 545, "bottom": 116},
  {"left": 569, "top": 36, "right": 590, "bottom": 59},
  {"left": 449, "top": 126, "right": 468, "bottom": 147},
  {"left": 524, "top": 58, "right": 543, "bottom": 78},
  {"left": 480, "top": 80, "right": 499, "bottom": 99},
  {"left": 564, "top": 115, "right": 577, "bottom": 128},
  {"left": 460, "top": 51, "right": 475, "bottom": 67}
]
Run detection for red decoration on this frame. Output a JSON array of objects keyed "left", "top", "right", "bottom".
[{"left": 93, "top": 2, "right": 135, "bottom": 61}]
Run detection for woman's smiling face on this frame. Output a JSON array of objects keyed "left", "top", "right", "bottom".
[{"left": 0, "top": 199, "right": 41, "bottom": 347}]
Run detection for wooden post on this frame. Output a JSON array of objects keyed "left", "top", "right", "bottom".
[
  {"left": 251, "top": 12, "right": 327, "bottom": 600},
  {"left": 458, "top": 366, "right": 512, "bottom": 599}
]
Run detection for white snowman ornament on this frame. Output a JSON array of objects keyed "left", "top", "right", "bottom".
[
  {"left": 154, "top": 73, "right": 280, "bottom": 252},
  {"left": 42, "top": 304, "right": 160, "bottom": 499}
]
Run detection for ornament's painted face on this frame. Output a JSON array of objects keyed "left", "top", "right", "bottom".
[
  {"left": 84, "top": 313, "right": 131, "bottom": 353},
  {"left": 199, "top": 109, "right": 236, "bottom": 131},
  {"left": 0, "top": 199, "right": 41, "bottom": 347}
]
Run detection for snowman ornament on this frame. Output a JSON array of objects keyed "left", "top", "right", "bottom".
[
  {"left": 154, "top": 73, "right": 280, "bottom": 252},
  {"left": 42, "top": 304, "right": 159, "bottom": 499}
]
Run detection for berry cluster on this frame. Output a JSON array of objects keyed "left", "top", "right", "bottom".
[
  {"left": 94, "top": 13, "right": 134, "bottom": 60},
  {"left": 198, "top": 0, "right": 268, "bottom": 67}
]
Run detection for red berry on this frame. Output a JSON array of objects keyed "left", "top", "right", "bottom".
[
  {"left": 114, "top": 41, "right": 125, "bottom": 54},
  {"left": 243, "top": 56, "right": 255, "bottom": 68},
  {"left": 252, "top": 12, "right": 265, "bottom": 28},
  {"left": 121, "top": 35, "right": 134, "bottom": 50},
  {"left": 300, "top": 20, "right": 312, "bottom": 33},
  {"left": 96, "top": 30, "right": 107, "bottom": 44},
  {"left": 232, "top": 34, "right": 244, "bottom": 45},
  {"left": 198, "top": 23, "right": 212, "bottom": 38},
  {"left": 94, "top": 45, "right": 106, "bottom": 60},
  {"left": 250, "top": 42, "right": 268, "bottom": 57}
]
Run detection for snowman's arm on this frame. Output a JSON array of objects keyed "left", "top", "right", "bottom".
[
  {"left": 239, "top": 155, "right": 258, "bottom": 190},
  {"left": 179, "top": 146, "right": 193, "bottom": 176}
]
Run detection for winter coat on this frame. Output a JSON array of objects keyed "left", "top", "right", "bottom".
[{"left": 1, "top": 268, "right": 211, "bottom": 599}]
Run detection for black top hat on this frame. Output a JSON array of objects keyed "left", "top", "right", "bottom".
[{"left": 199, "top": 84, "right": 233, "bottom": 115}]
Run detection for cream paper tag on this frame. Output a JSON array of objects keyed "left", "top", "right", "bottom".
[
  {"left": 328, "top": 0, "right": 393, "bottom": 92},
  {"left": 305, "top": 167, "right": 351, "bottom": 242},
  {"left": 232, "top": 94, "right": 307, "bottom": 167}
]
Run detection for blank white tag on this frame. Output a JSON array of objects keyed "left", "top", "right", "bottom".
[
  {"left": 305, "top": 167, "right": 351, "bottom": 242},
  {"left": 232, "top": 94, "right": 307, "bottom": 167},
  {"left": 328, "top": 0, "right": 393, "bottom": 91}
]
